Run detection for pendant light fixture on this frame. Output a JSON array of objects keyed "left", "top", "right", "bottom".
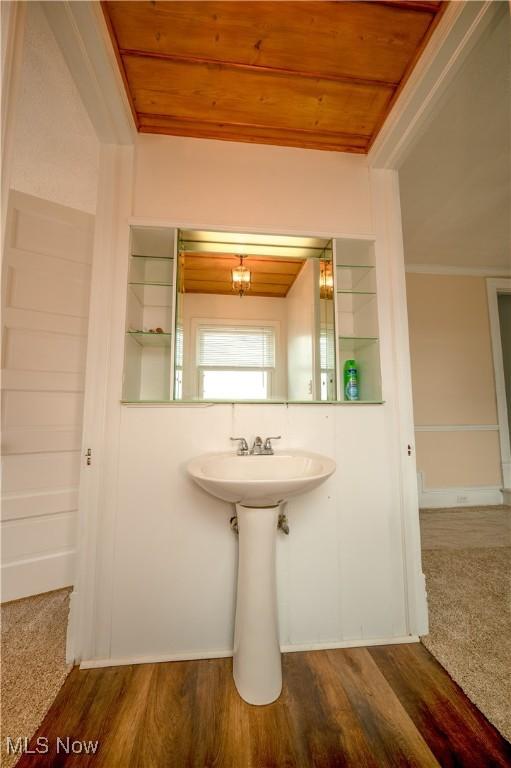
[
  {"left": 232, "top": 255, "right": 251, "bottom": 297},
  {"left": 319, "top": 260, "right": 333, "bottom": 299}
]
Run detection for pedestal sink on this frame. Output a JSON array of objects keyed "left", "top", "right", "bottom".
[{"left": 187, "top": 449, "right": 336, "bottom": 705}]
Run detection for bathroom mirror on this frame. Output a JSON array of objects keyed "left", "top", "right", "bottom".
[
  {"left": 173, "top": 229, "right": 336, "bottom": 402},
  {"left": 123, "top": 225, "right": 382, "bottom": 404}
]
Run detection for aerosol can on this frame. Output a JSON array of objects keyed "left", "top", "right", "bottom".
[{"left": 344, "top": 359, "right": 359, "bottom": 401}]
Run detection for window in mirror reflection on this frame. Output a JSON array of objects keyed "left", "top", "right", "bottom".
[
  {"left": 197, "top": 324, "right": 275, "bottom": 400},
  {"left": 174, "top": 229, "right": 336, "bottom": 402}
]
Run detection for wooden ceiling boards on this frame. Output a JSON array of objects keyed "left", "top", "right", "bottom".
[{"left": 103, "top": 1, "right": 445, "bottom": 153}]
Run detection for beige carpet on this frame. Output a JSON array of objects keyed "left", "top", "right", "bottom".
[
  {"left": 421, "top": 546, "right": 511, "bottom": 742},
  {"left": 1, "top": 588, "right": 72, "bottom": 768}
]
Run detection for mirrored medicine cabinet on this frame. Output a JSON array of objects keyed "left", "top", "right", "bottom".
[{"left": 122, "top": 226, "right": 382, "bottom": 404}]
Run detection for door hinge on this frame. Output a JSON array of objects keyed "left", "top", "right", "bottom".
[
  {"left": 85, "top": 448, "right": 92, "bottom": 466},
  {"left": 407, "top": 444, "right": 412, "bottom": 456}
]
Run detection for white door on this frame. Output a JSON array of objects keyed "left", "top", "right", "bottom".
[{"left": 1, "top": 190, "right": 93, "bottom": 602}]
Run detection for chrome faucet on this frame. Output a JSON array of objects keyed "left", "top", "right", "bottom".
[
  {"left": 231, "top": 436, "right": 281, "bottom": 456},
  {"left": 252, "top": 436, "right": 281, "bottom": 455},
  {"left": 230, "top": 437, "right": 249, "bottom": 456},
  {"left": 262, "top": 436, "right": 281, "bottom": 455}
]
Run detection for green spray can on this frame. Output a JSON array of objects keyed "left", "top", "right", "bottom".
[{"left": 344, "top": 359, "right": 359, "bottom": 401}]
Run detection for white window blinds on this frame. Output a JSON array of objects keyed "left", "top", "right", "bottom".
[
  {"left": 175, "top": 325, "right": 184, "bottom": 367},
  {"left": 198, "top": 325, "right": 275, "bottom": 368},
  {"left": 320, "top": 328, "right": 335, "bottom": 370}
]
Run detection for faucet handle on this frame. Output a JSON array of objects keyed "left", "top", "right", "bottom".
[
  {"left": 263, "top": 436, "right": 281, "bottom": 453},
  {"left": 230, "top": 437, "right": 249, "bottom": 455}
]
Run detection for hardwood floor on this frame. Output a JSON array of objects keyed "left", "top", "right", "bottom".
[{"left": 15, "top": 643, "right": 511, "bottom": 767}]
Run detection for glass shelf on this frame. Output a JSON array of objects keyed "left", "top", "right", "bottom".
[
  {"left": 338, "top": 337, "right": 381, "bottom": 401},
  {"left": 336, "top": 264, "right": 375, "bottom": 292},
  {"left": 128, "top": 281, "right": 173, "bottom": 287},
  {"left": 126, "top": 331, "right": 171, "bottom": 347},
  {"left": 121, "top": 399, "right": 384, "bottom": 405},
  {"left": 336, "top": 264, "right": 374, "bottom": 269},
  {"left": 131, "top": 254, "right": 174, "bottom": 261},
  {"left": 339, "top": 335, "right": 378, "bottom": 339},
  {"left": 339, "top": 336, "right": 379, "bottom": 351},
  {"left": 337, "top": 291, "right": 377, "bottom": 317},
  {"left": 337, "top": 290, "right": 375, "bottom": 295}
]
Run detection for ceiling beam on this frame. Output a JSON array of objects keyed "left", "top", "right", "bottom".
[
  {"left": 367, "top": 1, "right": 441, "bottom": 13},
  {"left": 137, "top": 113, "right": 371, "bottom": 143},
  {"left": 118, "top": 48, "right": 398, "bottom": 90}
]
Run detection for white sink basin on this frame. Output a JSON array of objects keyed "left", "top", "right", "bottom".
[
  {"left": 186, "top": 447, "right": 336, "bottom": 705},
  {"left": 187, "top": 450, "right": 336, "bottom": 507}
]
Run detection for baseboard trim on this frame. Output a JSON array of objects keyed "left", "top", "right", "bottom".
[
  {"left": 417, "top": 471, "right": 503, "bottom": 508},
  {"left": 280, "top": 635, "right": 419, "bottom": 653},
  {"left": 79, "top": 635, "right": 419, "bottom": 669},
  {"left": 80, "top": 650, "right": 234, "bottom": 669},
  {"left": 502, "top": 488, "right": 511, "bottom": 505},
  {"left": 1, "top": 549, "right": 75, "bottom": 603}
]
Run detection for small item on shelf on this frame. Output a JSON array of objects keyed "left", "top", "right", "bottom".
[
  {"left": 155, "top": 327, "right": 164, "bottom": 334},
  {"left": 344, "top": 359, "right": 359, "bottom": 401}
]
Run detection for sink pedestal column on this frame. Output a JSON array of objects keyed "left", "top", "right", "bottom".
[{"left": 233, "top": 503, "right": 282, "bottom": 705}]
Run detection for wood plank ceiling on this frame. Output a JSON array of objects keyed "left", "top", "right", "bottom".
[
  {"left": 103, "top": 1, "right": 445, "bottom": 153},
  {"left": 182, "top": 254, "right": 305, "bottom": 297}
]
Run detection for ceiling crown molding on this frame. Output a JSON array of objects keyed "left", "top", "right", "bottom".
[
  {"left": 405, "top": 264, "right": 511, "bottom": 277},
  {"left": 41, "top": 0, "right": 136, "bottom": 145}
]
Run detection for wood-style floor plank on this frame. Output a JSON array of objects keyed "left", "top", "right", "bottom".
[
  {"left": 284, "top": 651, "right": 378, "bottom": 768},
  {"left": 15, "top": 644, "right": 511, "bottom": 768},
  {"left": 324, "top": 647, "right": 440, "bottom": 767},
  {"left": 369, "top": 643, "right": 511, "bottom": 768}
]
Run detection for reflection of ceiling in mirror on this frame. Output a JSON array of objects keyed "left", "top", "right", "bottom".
[
  {"left": 179, "top": 230, "right": 331, "bottom": 259},
  {"left": 179, "top": 229, "right": 332, "bottom": 298},
  {"left": 182, "top": 253, "right": 304, "bottom": 298}
]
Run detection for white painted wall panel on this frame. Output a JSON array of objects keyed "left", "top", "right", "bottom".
[
  {"left": 1, "top": 489, "right": 78, "bottom": 523},
  {"left": 133, "top": 134, "right": 373, "bottom": 236},
  {"left": 2, "top": 452, "right": 81, "bottom": 494},
  {"left": 84, "top": 138, "right": 420, "bottom": 664},
  {"left": 1, "top": 512, "right": 76, "bottom": 563},
  {"left": 2, "top": 427, "right": 82, "bottom": 455},
  {"left": 6, "top": 248, "right": 92, "bottom": 281},
  {"left": 10, "top": 2, "right": 99, "bottom": 214},
  {"left": 13, "top": 207, "right": 93, "bottom": 263},
  {"left": 9, "top": 267, "right": 91, "bottom": 317},
  {"left": 110, "top": 404, "right": 407, "bottom": 659},
  {"left": 2, "top": 552, "right": 75, "bottom": 604},
  {"left": 1, "top": 370, "right": 83, "bottom": 394},
  {"left": 4, "top": 328, "right": 87, "bottom": 374},
  {"left": 1, "top": 191, "right": 93, "bottom": 601},
  {"left": 3, "top": 307, "right": 88, "bottom": 337},
  {"left": 3, "top": 391, "right": 84, "bottom": 428}
]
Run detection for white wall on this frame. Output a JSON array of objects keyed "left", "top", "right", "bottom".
[
  {"left": 398, "top": 4, "right": 510, "bottom": 271},
  {"left": 10, "top": 3, "right": 99, "bottom": 214},
  {"left": 1, "top": 192, "right": 94, "bottom": 602},
  {"left": 406, "top": 272, "right": 503, "bottom": 506},
  {"left": 1, "top": 3, "right": 100, "bottom": 601},
  {"left": 133, "top": 134, "right": 372, "bottom": 235},
  {"left": 180, "top": 292, "right": 288, "bottom": 400},
  {"left": 80, "top": 135, "right": 423, "bottom": 664}
]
